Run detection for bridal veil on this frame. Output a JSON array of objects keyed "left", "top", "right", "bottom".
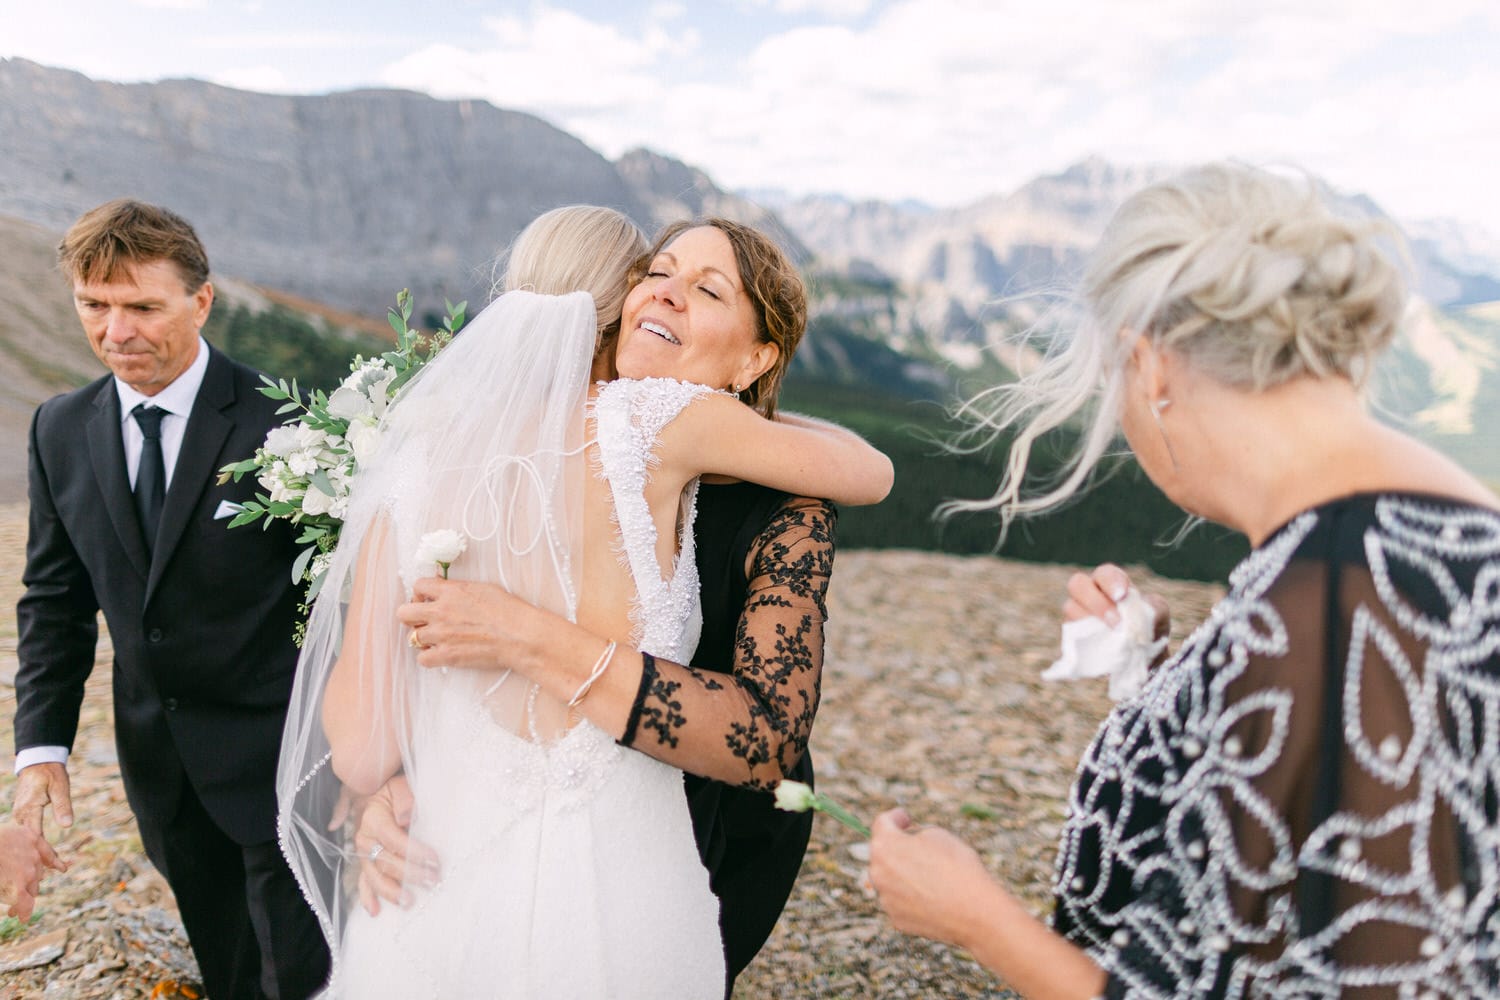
[{"left": 276, "top": 290, "right": 597, "bottom": 970}]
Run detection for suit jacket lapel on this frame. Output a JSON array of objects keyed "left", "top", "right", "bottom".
[
  {"left": 146, "top": 348, "right": 234, "bottom": 603},
  {"left": 85, "top": 381, "right": 151, "bottom": 579}
]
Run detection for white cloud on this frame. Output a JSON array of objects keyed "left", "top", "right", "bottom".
[
  {"left": 376, "top": 0, "right": 1500, "bottom": 231},
  {"left": 382, "top": 5, "right": 695, "bottom": 120},
  {"left": 772, "top": 0, "right": 874, "bottom": 16}
]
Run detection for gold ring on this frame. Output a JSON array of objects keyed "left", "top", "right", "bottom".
[{"left": 408, "top": 630, "right": 423, "bottom": 649}]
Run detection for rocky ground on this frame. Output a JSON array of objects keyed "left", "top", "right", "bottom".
[{"left": 0, "top": 502, "right": 1222, "bottom": 998}]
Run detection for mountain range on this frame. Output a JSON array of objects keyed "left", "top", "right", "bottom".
[{"left": 0, "top": 56, "right": 1495, "bottom": 500}]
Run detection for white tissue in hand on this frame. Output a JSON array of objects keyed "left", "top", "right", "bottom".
[{"left": 1042, "top": 588, "right": 1163, "bottom": 701}]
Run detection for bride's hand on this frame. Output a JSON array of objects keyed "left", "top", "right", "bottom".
[{"left": 351, "top": 774, "right": 441, "bottom": 915}]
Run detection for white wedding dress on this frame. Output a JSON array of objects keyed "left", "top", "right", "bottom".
[{"left": 278, "top": 295, "right": 723, "bottom": 1000}]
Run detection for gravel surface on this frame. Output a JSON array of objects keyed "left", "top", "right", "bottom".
[{"left": 0, "top": 503, "right": 1222, "bottom": 998}]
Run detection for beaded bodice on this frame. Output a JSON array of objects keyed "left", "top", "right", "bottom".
[
  {"left": 1053, "top": 493, "right": 1500, "bottom": 998},
  {"left": 590, "top": 377, "right": 716, "bottom": 663}
]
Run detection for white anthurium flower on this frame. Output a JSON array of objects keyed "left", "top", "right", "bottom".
[
  {"left": 263, "top": 425, "right": 301, "bottom": 458},
  {"left": 326, "top": 386, "right": 373, "bottom": 421},
  {"left": 300, "top": 483, "right": 335, "bottom": 516},
  {"left": 347, "top": 421, "right": 383, "bottom": 464}
]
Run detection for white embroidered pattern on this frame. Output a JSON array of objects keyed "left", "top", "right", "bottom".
[
  {"left": 1052, "top": 496, "right": 1500, "bottom": 997},
  {"left": 590, "top": 377, "right": 714, "bottom": 663}
]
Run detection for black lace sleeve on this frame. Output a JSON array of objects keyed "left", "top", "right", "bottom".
[{"left": 620, "top": 496, "right": 835, "bottom": 789}]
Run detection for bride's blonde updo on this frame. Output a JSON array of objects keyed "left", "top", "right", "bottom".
[
  {"left": 497, "top": 205, "right": 648, "bottom": 344},
  {"left": 948, "top": 162, "right": 1410, "bottom": 532},
  {"left": 1087, "top": 163, "right": 1406, "bottom": 390}
]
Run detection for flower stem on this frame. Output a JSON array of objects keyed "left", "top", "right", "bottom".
[{"left": 813, "top": 794, "right": 871, "bottom": 837}]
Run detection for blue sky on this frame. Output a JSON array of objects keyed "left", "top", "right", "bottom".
[{"left": 3, "top": 0, "right": 1499, "bottom": 241}]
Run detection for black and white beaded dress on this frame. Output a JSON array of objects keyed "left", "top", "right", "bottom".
[{"left": 1052, "top": 493, "right": 1500, "bottom": 998}]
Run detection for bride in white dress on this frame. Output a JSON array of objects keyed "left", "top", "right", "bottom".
[{"left": 277, "top": 208, "right": 892, "bottom": 998}]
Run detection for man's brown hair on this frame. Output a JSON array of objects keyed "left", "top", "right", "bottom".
[{"left": 58, "top": 199, "right": 210, "bottom": 291}]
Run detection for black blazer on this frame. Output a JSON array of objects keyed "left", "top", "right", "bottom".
[{"left": 14, "top": 346, "right": 304, "bottom": 846}]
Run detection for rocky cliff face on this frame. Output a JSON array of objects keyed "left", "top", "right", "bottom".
[{"left": 0, "top": 59, "right": 783, "bottom": 314}]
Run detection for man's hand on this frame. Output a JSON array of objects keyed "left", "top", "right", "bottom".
[
  {"left": 0, "top": 822, "right": 66, "bottom": 920},
  {"left": 13, "top": 762, "right": 73, "bottom": 835},
  {"left": 350, "top": 775, "right": 440, "bottom": 916}
]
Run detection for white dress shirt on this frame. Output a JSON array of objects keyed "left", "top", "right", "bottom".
[{"left": 15, "top": 338, "right": 211, "bottom": 774}]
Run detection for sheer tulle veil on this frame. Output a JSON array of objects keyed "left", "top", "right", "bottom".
[{"left": 276, "top": 290, "right": 596, "bottom": 976}]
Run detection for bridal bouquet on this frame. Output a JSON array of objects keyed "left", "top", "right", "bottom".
[{"left": 217, "top": 291, "right": 465, "bottom": 631}]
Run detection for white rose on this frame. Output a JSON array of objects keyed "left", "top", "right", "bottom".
[
  {"left": 347, "top": 421, "right": 384, "bottom": 464},
  {"left": 326, "top": 386, "right": 373, "bottom": 421},
  {"left": 330, "top": 495, "right": 350, "bottom": 519},
  {"left": 300, "top": 483, "right": 335, "bottom": 516},
  {"left": 263, "top": 425, "right": 300, "bottom": 458},
  {"left": 415, "top": 529, "right": 466, "bottom": 569}
]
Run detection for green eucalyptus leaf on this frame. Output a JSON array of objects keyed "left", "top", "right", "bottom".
[{"left": 290, "top": 544, "right": 317, "bottom": 584}]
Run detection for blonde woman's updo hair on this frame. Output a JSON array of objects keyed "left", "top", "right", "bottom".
[
  {"left": 499, "top": 205, "right": 648, "bottom": 345},
  {"left": 948, "top": 162, "right": 1410, "bottom": 534},
  {"left": 1087, "top": 162, "right": 1406, "bottom": 390}
]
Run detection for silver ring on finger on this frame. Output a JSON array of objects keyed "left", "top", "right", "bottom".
[{"left": 369, "top": 842, "right": 385, "bottom": 864}]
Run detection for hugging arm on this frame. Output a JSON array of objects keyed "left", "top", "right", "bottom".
[
  {"left": 321, "top": 516, "right": 406, "bottom": 797},
  {"left": 667, "top": 394, "right": 893, "bottom": 507},
  {"left": 401, "top": 497, "right": 834, "bottom": 789}
]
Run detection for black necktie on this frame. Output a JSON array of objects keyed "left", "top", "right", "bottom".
[{"left": 132, "top": 404, "right": 166, "bottom": 550}]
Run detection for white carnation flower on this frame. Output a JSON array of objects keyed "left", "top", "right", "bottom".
[
  {"left": 263, "top": 425, "right": 300, "bottom": 458},
  {"left": 773, "top": 780, "right": 816, "bottom": 813},
  {"left": 287, "top": 451, "right": 319, "bottom": 477},
  {"left": 295, "top": 425, "right": 328, "bottom": 450}
]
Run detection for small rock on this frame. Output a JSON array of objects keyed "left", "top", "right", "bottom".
[
  {"left": 847, "top": 841, "right": 871, "bottom": 863},
  {"left": 0, "top": 927, "right": 70, "bottom": 973}
]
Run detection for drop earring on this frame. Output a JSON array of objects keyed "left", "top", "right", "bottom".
[
  {"left": 729, "top": 382, "right": 741, "bottom": 400},
  {"left": 1151, "top": 397, "right": 1180, "bottom": 470}
]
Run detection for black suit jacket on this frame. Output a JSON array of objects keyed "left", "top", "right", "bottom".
[{"left": 14, "top": 346, "right": 304, "bottom": 846}]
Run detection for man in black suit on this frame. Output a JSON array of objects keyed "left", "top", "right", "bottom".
[{"left": 12, "top": 200, "right": 330, "bottom": 999}]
